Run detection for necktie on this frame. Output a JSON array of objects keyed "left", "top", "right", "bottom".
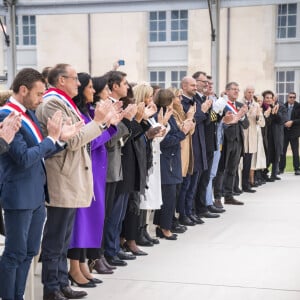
[{"left": 288, "top": 105, "right": 293, "bottom": 120}]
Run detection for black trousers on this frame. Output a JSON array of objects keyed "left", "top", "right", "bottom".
[
  {"left": 42, "top": 207, "right": 76, "bottom": 294},
  {"left": 194, "top": 151, "right": 214, "bottom": 214},
  {"left": 154, "top": 184, "right": 176, "bottom": 230},
  {"left": 67, "top": 248, "right": 86, "bottom": 263},
  {"left": 279, "top": 135, "right": 299, "bottom": 171},
  {"left": 242, "top": 153, "right": 253, "bottom": 189},
  {"left": 215, "top": 142, "right": 242, "bottom": 199}
]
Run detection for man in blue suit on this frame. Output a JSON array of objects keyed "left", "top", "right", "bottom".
[{"left": 0, "top": 68, "right": 77, "bottom": 300}]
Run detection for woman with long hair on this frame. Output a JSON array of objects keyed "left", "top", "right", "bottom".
[{"left": 67, "top": 73, "right": 117, "bottom": 287}]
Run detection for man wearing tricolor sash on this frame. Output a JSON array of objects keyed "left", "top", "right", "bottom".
[
  {"left": 35, "top": 64, "right": 120, "bottom": 300},
  {"left": 0, "top": 68, "right": 75, "bottom": 300},
  {"left": 213, "top": 82, "right": 249, "bottom": 206}
]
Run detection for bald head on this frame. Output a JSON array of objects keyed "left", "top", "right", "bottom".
[{"left": 181, "top": 76, "right": 197, "bottom": 98}]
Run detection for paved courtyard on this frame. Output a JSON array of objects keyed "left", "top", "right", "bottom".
[{"left": 24, "top": 172, "right": 300, "bottom": 299}]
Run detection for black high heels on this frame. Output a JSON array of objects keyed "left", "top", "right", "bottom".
[
  {"left": 123, "top": 242, "right": 148, "bottom": 256},
  {"left": 87, "top": 277, "right": 103, "bottom": 284},
  {"left": 155, "top": 227, "right": 177, "bottom": 240},
  {"left": 68, "top": 273, "right": 96, "bottom": 288}
]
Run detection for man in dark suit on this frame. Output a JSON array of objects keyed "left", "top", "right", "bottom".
[
  {"left": 214, "top": 82, "right": 249, "bottom": 205},
  {"left": 279, "top": 92, "right": 300, "bottom": 175},
  {"left": 180, "top": 76, "right": 209, "bottom": 225},
  {"left": 193, "top": 72, "right": 224, "bottom": 217},
  {"left": 0, "top": 68, "right": 75, "bottom": 300}
]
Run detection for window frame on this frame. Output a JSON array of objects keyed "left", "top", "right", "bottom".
[
  {"left": 277, "top": 3, "right": 298, "bottom": 40},
  {"left": 276, "top": 69, "right": 296, "bottom": 103},
  {"left": 149, "top": 68, "right": 187, "bottom": 89},
  {"left": 149, "top": 10, "right": 188, "bottom": 44},
  {"left": 16, "top": 15, "right": 37, "bottom": 46}
]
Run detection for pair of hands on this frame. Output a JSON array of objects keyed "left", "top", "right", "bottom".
[
  {"left": 223, "top": 104, "right": 248, "bottom": 125},
  {"left": 47, "top": 100, "right": 125, "bottom": 143},
  {"left": 201, "top": 98, "right": 213, "bottom": 113},
  {"left": 47, "top": 111, "right": 84, "bottom": 142},
  {"left": 146, "top": 106, "right": 174, "bottom": 140},
  {"left": 134, "top": 102, "right": 158, "bottom": 123},
  {"left": 114, "top": 101, "right": 158, "bottom": 124},
  {"left": 0, "top": 111, "right": 22, "bottom": 144}
]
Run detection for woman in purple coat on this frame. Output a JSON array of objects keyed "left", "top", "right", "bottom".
[{"left": 67, "top": 73, "right": 117, "bottom": 287}]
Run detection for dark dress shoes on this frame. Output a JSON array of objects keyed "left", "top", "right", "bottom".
[
  {"left": 178, "top": 215, "right": 196, "bottom": 226},
  {"left": 101, "top": 256, "right": 117, "bottom": 270},
  {"left": 136, "top": 231, "right": 154, "bottom": 247},
  {"left": 171, "top": 220, "right": 187, "bottom": 233},
  {"left": 118, "top": 250, "right": 136, "bottom": 260},
  {"left": 295, "top": 170, "right": 300, "bottom": 175},
  {"left": 88, "top": 258, "right": 113, "bottom": 274},
  {"left": 233, "top": 188, "right": 243, "bottom": 195},
  {"left": 143, "top": 225, "right": 160, "bottom": 244},
  {"left": 105, "top": 255, "right": 128, "bottom": 266},
  {"left": 243, "top": 187, "right": 256, "bottom": 193},
  {"left": 213, "top": 199, "right": 224, "bottom": 209},
  {"left": 43, "top": 291, "right": 67, "bottom": 300},
  {"left": 61, "top": 286, "right": 88, "bottom": 299},
  {"left": 270, "top": 176, "right": 281, "bottom": 180},
  {"left": 198, "top": 211, "right": 220, "bottom": 218},
  {"left": 266, "top": 177, "right": 275, "bottom": 182},
  {"left": 207, "top": 205, "right": 226, "bottom": 213},
  {"left": 189, "top": 214, "right": 205, "bottom": 224},
  {"left": 224, "top": 197, "right": 244, "bottom": 205}
]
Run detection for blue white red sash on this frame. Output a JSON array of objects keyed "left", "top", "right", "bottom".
[
  {"left": 44, "top": 88, "right": 83, "bottom": 121},
  {"left": 0, "top": 102, "right": 43, "bottom": 143},
  {"left": 225, "top": 100, "right": 239, "bottom": 115}
]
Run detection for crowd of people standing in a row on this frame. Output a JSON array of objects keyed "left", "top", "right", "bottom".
[{"left": 0, "top": 63, "right": 299, "bottom": 300}]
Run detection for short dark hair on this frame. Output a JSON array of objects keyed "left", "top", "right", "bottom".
[
  {"left": 154, "top": 89, "right": 174, "bottom": 108},
  {"left": 262, "top": 90, "right": 274, "bottom": 98},
  {"left": 288, "top": 91, "right": 296, "bottom": 97},
  {"left": 11, "top": 68, "right": 44, "bottom": 93},
  {"left": 41, "top": 66, "right": 52, "bottom": 81},
  {"left": 192, "top": 71, "right": 207, "bottom": 79},
  {"left": 48, "top": 63, "right": 70, "bottom": 87},
  {"left": 226, "top": 82, "right": 239, "bottom": 90},
  {"left": 104, "top": 70, "right": 127, "bottom": 91}
]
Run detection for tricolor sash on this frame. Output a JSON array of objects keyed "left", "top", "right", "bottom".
[
  {"left": 225, "top": 100, "right": 239, "bottom": 115},
  {"left": 0, "top": 102, "right": 43, "bottom": 143},
  {"left": 44, "top": 88, "right": 83, "bottom": 121}
]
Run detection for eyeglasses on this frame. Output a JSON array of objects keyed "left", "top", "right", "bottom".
[
  {"left": 196, "top": 80, "right": 208, "bottom": 84},
  {"left": 62, "top": 75, "right": 79, "bottom": 81},
  {"left": 289, "top": 96, "right": 296, "bottom": 99},
  {"left": 230, "top": 88, "right": 240, "bottom": 92}
]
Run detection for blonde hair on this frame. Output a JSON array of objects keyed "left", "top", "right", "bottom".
[
  {"left": 0, "top": 90, "right": 13, "bottom": 106},
  {"left": 132, "top": 83, "right": 153, "bottom": 104}
]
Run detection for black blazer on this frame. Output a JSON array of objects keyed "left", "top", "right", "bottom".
[
  {"left": 181, "top": 94, "right": 208, "bottom": 172},
  {"left": 284, "top": 101, "right": 300, "bottom": 138},
  {"left": 223, "top": 101, "right": 249, "bottom": 144}
]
